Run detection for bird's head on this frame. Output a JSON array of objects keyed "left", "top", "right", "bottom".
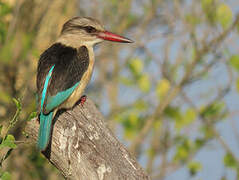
[{"left": 57, "top": 17, "right": 133, "bottom": 48}]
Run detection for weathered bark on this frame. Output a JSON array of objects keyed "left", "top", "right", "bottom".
[{"left": 25, "top": 98, "right": 150, "bottom": 180}]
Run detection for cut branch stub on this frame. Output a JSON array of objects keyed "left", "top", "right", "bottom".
[{"left": 25, "top": 98, "right": 150, "bottom": 180}]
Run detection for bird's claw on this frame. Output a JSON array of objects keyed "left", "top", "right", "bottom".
[{"left": 79, "top": 95, "right": 87, "bottom": 107}]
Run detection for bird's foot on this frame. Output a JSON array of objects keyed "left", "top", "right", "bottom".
[
  {"left": 74, "top": 95, "right": 87, "bottom": 108},
  {"left": 79, "top": 95, "right": 87, "bottom": 107}
]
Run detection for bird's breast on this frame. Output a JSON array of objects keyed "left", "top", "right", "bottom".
[{"left": 60, "top": 46, "right": 95, "bottom": 109}]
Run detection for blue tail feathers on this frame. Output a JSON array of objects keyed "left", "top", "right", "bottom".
[{"left": 37, "top": 111, "right": 53, "bottom": 151}]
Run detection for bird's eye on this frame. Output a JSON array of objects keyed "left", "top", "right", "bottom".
[{"left": 84, "top": 26, "right": 97, "bottom": 33}]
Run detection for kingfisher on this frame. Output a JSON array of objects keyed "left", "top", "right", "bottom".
[{"left": 36, "top": 17, "right": 133, "bottom": 151}]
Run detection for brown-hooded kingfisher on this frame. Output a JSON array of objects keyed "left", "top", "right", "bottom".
[{"left": 37, "top": 17, "right": 133, "bottom": 151}]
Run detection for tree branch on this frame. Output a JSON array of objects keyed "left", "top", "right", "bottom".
[{"left": 25, "top": 99, "right": 150, "bottom": 180}]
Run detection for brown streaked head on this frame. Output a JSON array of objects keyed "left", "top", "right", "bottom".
[{"left": 58, "top": 17, "right": 133, "bottom": 47}]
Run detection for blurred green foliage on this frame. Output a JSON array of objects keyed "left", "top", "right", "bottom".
[
  {"left": 0, "top": 99, "right": 20, "bottom": 178},
  {"left": 188, "top": 161, "right": 202, "bottom": 176},
  {"left": 230, "top": 55, "right": 239, "bottom": 71},
  {"left": 156, "top": 79, "right": 171, "bottom": 99},
  {"left": 216, "top": 3, "right": 233, "bottom": 28},
  {"left": 0, "top": 0, "right": 238, "bottom": 179},
  {"left": 0, "top": 2, "right": 11, "bottom": 43},
  {"left": 201, "top": 0, "right": 233, "bottom": 29}
]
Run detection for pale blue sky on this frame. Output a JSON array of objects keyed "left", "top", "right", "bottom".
[{"left": 88, "top": 1, "right": 239, "bottom": 179}]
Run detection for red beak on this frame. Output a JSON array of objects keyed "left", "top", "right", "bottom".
[{"left": 97, "top": 31, "right": 133, "bottom": 43}]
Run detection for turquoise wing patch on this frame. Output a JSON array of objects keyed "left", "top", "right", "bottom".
[
  {"left": 41, "top": 65, "right": 55, "bottom": 111},
  {"left": 44, "top": 82, "right": 79, "bottom": 113},
  {"left": 40, "top": 65, "right": 79, "bottom": 114}
]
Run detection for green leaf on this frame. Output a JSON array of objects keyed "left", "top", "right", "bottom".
[
  {"left": 174, "top": 145, "right": 189, "bottom": 162},
  {"left": 195, "top": 138, "right": 206, "bottom": 149},
  {"left": 128, "top": 112, "right": 139, "bottom": 126},
  {"left": 12, "top": 98, "right": 21, "bottom": 111},
  {"left": 201, "top": 0, "right": 218, "bottom": 24},
  {"left": 1, "top": 171, "right": 11, "bottom": 180},
  {"left": 0, "top": 134, "right": 17, "bottom": 149},
  {"left": 0, "top": 2, "right": 12, "bottom": 17},
  {"left": 138, "top": 74, "right": 151, "bottom": 92},
  {"left": 175, "top": 109, "right": 196, "bottom": 131},
  {"left": 121, "top": 111, "right": 142, "bottom": 140},
  {"left": 174, "top": 139, "right": 192, "bottom": 162},
  {"left": 124, "top": 126, "right": 136, "bottom": 139},
  {"left": 188, "top": 161, "right": 202, "bottom": 176},
  {"left": 200, "top": 102, "right": 224, "bottom": 119},
  {"left": 224, "top": 152, "right": 238, "bottom": 169},
  {"left": 216, "top": 3, "right": 232, "bottom": 28},
  {"left": 5, "top": 134, "right": 15, "bottom": 141},
  {"left": 128, "top": 58, "right": 143, "bottom": 76},
  {"left": 229, "top": 55, "right": 239, "bottom": 71},
  {"left": 164, "top": 106, "right": 181, "bottom": 119},
  {"left": 156, "top": 79, "right": 170, "bottom": 99},
  {"left": 184, "top": 109, "right": 196, "bottom": 124},
  {"left": 27, "top": 111, "right": 37, "bottom": 121}
]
